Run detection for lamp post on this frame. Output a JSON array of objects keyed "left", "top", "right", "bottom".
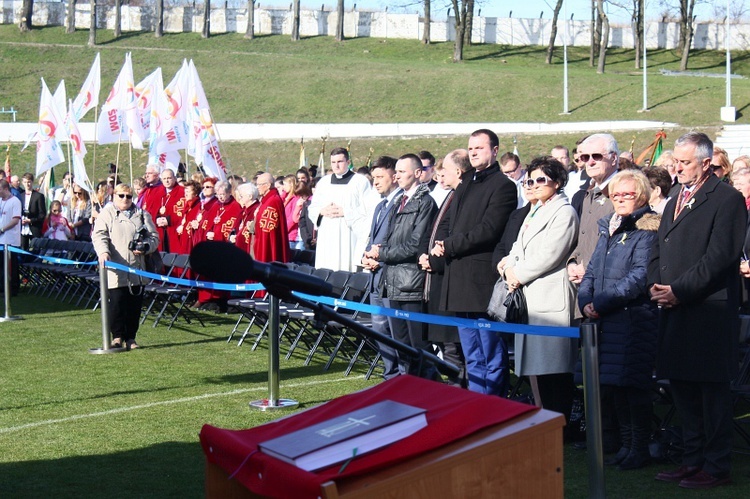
[{"left": 721, "top": 0, "right": 736, "bottom": 122}]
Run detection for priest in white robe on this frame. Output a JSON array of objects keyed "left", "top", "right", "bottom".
[{"left": 308, "top": 147, "right": 372, "bottom": 272}]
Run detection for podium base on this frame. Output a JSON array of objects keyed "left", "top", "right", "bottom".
[
  {"left": 89, "top": 346, "right": 127, "bottom": 355},
  {"left": 250, "top": 398, "right": 299, "bottom": 411},
  {"left": 0, "top": 315, "right": 23, "bottom": 322}
]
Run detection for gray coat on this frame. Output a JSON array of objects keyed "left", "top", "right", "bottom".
[
  {"left": 506, "top": 194, "right": 579, "bottom": 376},
  {"left": 92, "top": 203, "right": 159, "bottom": 289}
]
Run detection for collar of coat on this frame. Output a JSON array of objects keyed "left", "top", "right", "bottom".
[
  {"left": 395, "top": 183, "right": 431, "bottom": 210},
  {"left": 598, "top": 205, "right": 661, "bottom": 236},
  {"left": 472, "top": 162, "right": 500, "bottom": 183}
]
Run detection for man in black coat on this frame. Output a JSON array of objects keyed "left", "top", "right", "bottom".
[
  {"left": 19, "top": 172, "right": 46, "bottom": 251},
  {"left": 433, "top": 129, "right": 517, "bottom": 396},
  {"left": 649, "top": 132, "right": 746, "bottom": 489}
]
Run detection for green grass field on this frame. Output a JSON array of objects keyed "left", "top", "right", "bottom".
[
  {"left": 1, "top": 292, "right": 749, "bottom": 497},
  {"left": 0, "top": 25, "right": 746, "bottom": 179}
]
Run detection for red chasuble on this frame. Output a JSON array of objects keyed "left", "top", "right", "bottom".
[
  {"left": 198, "top": 196, "right": 242, "bottom": 304},
  {"left": 139, "top": 182, "right": 166, "bottom": 226},
  {"left": 177, "top": 197, "right": 201, "bottom": 255},
  {"left": 235, "top": 201, "right": 260, "bottom": 256},
  {"left": 156, "top": 184, "right": 186, "bottom": 253},
  {"left": 191, "top": 195, "right": 219, "bottom": 248},
  {"left": 254, "top": 189, "right": 290, "bottom": 264}
]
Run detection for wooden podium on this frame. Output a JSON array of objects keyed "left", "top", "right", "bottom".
[{"left": 205, "top": 408, "right": 564, "bottom": 498}]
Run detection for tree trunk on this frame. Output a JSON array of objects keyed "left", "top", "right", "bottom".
[
  {"left": 679, "top": 0, "right": 695, "bottom": 70},
  {"left": 88, "top": 0, "right": 96, "bottom": 46},
  {"left": 451, "top": 0, "right": 466, "bottom": 62},
  {"left": 463, "top": 0, "right": 473, "bottom": 46},
  {"left": 19, "top": 0, "right": 33, "bottom": 32},
  {"left": 202, "top": 0, "right": 211, "bottom": 38},
  {"left": 677, "top": 0, "right": 688, "bottom": 53},
  {"left": 65, "top": 0, "right": 76, "bottom": 33},
  {"left": 335, "top": 0, "right": 344, "bottom": 41},
  {"left": 546, "top": 0, "right": 564, "bottom": 64},
  {"left": 155, "top": 0, "right": 164, "bottom": 38},
  {"left": 634, "top": 0, "right": 643, "bottom": 69},
  {"left": 114, "top": 0, "right": 121, "bottom": 38},
  {"left": 589, "top": 0, "right": 598, "bottom": 66},
  {"left": 596, "top": 0, "right": 609, "bottom": 74},
  {"left": 422, "top": 0, "right": 430, "bottom": 45},
  {"left": 291, "top": 0, "right": 300, "bottom": 41},
  {"left": 245, "top": 0, "right": 255, "bottom": 39}
]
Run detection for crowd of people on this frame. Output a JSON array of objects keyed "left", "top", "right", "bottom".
[{"left": 1, "top": 127, "right": 746, "bottom": 489}]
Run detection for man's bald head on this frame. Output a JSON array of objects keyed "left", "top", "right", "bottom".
[{"left": 257, "top": 172, "right": 274, "bottom": 196}]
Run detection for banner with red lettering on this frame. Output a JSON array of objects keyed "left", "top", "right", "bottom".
[
  {"left": 97, "top": 53, "right": 144, "bottom": 149},
  {"left": 150, "top": 59, "right": 191, "bottom": 157},
  {"left": 187, "top": 60, "right": 226, "bottom": 181},
  {"left": 36, "top": 78, "right": 66, "bottom": 177}
]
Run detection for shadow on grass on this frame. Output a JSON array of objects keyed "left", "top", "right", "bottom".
[
  {"left": 647, "top": 87, "right": 708, "bottom": 110},
  {"left": 0, "top": 442, "right": 206, "bottom": 496},
  {"left": 96, "top": 29, "right": 152, "bottom": 45},
  {"left": 569, "top": 83, "right": 635, "bottom": 113}
]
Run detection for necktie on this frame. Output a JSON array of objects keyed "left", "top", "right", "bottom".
[
  {"left": 375, "top": 198, "right": 388, "bottom": 225},
  {"left": 398, "top": 195, "right": 408, "bottom": 213}
]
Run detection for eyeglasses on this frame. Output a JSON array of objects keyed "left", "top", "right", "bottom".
[
  {"left": 611, "top": 192, "right": 637, "bottom": 201},
  {"left": 117, "top": 194, "right": 133, "bottom": 199},
  {"left": 578, "top": 153, "right": 610, "bottom": 163},
  {"left": 73, "top": 191, "right": 82, "bottom": 194},
  {"left": 203, "top": 186, "right": 214, "bottom": 190},
  {"left": 525, "top": 176, "right": 552, "bottom": 187},
  {"left": 51, "top": 210, "right": 60, "bottom": 214}
]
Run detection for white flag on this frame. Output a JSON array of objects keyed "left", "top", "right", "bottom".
[
  {"left": 72, "top": 53, "right": 101, "bottom": 121},
  {"left": 36, "top": 78, "right": 66, "bottom": 177},
  {"left": 187, "top": 60, "right": 226, "bottom": 180},
  {"left": 52, "top": 80, "right": 69, "bottom": 143},
  {"left": 135, "top": 67, "right": 162, "bottom": 146},
  {"left": 66, "top": 104, "right": 94, "bottom": 194},
  {"left": 152, "top": 59, "right": 191, "bottom": 155},
  {"left": 97, "top": 53, "right": 143, "bottom": 149}
]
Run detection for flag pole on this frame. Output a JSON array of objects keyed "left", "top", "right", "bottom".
[
  {"left": 128, "top": 140, "right": 133, "bottom": 186},
  {"left": 92, "top": 107, "right": 98, "bottom": 183}
]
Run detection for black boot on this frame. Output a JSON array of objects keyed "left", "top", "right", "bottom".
[
  {"left": 605, "top": 423, "right": 631, "bottom": 466},
  {"left": 618, "top": 398, "right": 652, "bottom": 471}
]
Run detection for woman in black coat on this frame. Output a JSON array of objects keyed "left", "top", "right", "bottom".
[{"left": 578, "top": 170, "right": 660, "bottom": 471}]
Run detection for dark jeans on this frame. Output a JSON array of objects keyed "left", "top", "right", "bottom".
[
  {"left": 108, "top": 286, "right": 144, "bottom": 343},
  {"left": 388, "top": 299, "right": 437, "bottom": 379},
  {"left": 369, "top": 290, "right": 398, "bottom": 379}
]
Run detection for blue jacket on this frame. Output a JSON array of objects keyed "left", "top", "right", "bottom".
[{"left": 578, "top": 206, "right": 660, "bottom": 388}]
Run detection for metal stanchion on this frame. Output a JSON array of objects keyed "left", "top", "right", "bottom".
[
  {"left": 250, "top": 294, "right": 299, "bottom": 411},
  {"left": 89, "top": 263, "right": 125, "bottom": 354},
  {"left": 580, "top": 321, "right": 605, "bottom": 498},
  {"left": 0, "top": 244, "right": 22, "bottom": 322}
]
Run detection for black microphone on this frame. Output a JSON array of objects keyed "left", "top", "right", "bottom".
[{"left": 190, "top": 241, "right": 333, "bottom": 297}]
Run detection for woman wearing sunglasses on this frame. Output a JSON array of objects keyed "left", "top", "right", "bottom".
[
  {"left": 577, "top": 170, "right": 659, "bottom": 470},
  {"left": 92, "top": 183, "right": 159, "bottom": 351},
  {"left": 497, "top": 156, "right": 580, "bottom": 425}
]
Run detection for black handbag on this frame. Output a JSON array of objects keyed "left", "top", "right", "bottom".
[
  {"left": 503, "top": 287, "right": 528, "bottom": 324},
  {"left": 487, "top": 277, "right": 509, "bottom": 320}
]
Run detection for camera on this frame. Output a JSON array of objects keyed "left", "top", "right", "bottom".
[{"left": 128, "top": 227, "right": 151, "bottom": 253}]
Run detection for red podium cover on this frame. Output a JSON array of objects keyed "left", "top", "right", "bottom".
[{"left": 200, "top": 375, "right": 537, "bottom": 498}]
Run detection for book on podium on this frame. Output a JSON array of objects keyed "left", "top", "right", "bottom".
[{"left": 258, "top": 400, "right": 427, "bottom": 471}]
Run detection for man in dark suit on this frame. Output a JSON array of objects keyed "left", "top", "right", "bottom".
[
  {"left": 649, "top": 132, "right": 746, "bottom": 489},
  {"left": 19, "top": 172, "right": 46, "bottom": 251},
  {"left": 361, "top": 156, "right": 401, "bottom": 379},
  {"left": 433, "top": 129, "right": 517, "bottom": 396}
]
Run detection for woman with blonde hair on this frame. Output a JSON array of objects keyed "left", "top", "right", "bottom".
[
  {"left": 70, "top": 184, "right": 93, "bottom": 241},
  {"left": 282, "top": 174, "right": 301, "bottom": 249}
]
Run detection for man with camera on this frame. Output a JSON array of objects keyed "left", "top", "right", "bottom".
[{"left": 93, "top": 183, "right": 159, "bottom": 350}]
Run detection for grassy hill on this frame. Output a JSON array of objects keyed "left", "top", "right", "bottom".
[{"left": 0, "top": 25, "right": 746, "bottom": 177}]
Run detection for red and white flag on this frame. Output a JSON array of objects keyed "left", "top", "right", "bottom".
[
  {"left": 152, "top": 59, "right": 190, "bottom": 154},
  {"left": 187, "top": 60, "right": 226, "bottom": 181},
  {"left": 71, "top": 53, "right": 101, "bottom": 121},
  {"left": 97, "top": 53, "right": 144, "bottom": 149},
  {"left": 36, "top": 78, "right": 66, "bottom": 177},
  {"left": 65, "top": 100, "right": 94, "bottom": 194},
  {"left": 134, "top": 67, "right": 162, "bottom": 146}
]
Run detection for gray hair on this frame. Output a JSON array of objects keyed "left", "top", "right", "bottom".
[
  {"left": 581, "top": 133, "right": 619, "bottom": 156},
  {"left": 215, "top": 180, "right": 231, "bottom": 194},
  {"left": 674, "top": 132, "right": 713, "bottom": 162},
  {"left": 235, "top": 182, "right": 259, "bottom": 202},
  {"left": 731, "top": 167, "right": 750, "bottom": 183}
]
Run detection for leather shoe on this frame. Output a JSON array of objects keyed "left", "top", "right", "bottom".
[
  {"left": 679, "top": 471, "right": 730, "bottom": 489},
  {"left": 655, "top": 465, "right": 700, "bottom": 482}
]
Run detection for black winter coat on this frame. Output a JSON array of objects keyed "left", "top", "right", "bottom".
[
  {"left": 578, "top": 206, "right": 660, "bottom": 388},
  {"left": 380, "top": 184, "right": 437, "bottom": 302}
]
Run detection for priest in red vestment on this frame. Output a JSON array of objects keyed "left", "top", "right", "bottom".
[
  {"left": 191, "top": 177, "right": 219, "bottom": 249},
  {"left": 154, "top": 168, "right": 185, "bottom": 253},
  {"left": 139, "top": 164, "right": 166, "bottom": 224},
  {"left": 197, "top": 180, "right": 242, "bottom": 309},
  {"left": 254, "top": 173, "right": 290, "bottom": 264},
  {"left": 176, "top": 181, "right": 201, "bottom": 255},
  {"left": 232, "top": 183, "right": 261, "bottom": 257}
]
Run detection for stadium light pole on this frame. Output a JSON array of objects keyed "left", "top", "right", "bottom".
[
  {"left": 640, "top": 0, "right": 649, "bottom": 112},
  {"left": 721, "top": 0, "right": 736, "bottom": 121}
]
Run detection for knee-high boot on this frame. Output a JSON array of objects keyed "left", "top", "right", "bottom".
[{"left": 618, "top": 390, "right": 653, "bottom": 471}]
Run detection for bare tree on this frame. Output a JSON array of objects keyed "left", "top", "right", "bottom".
[
  {"left": 202, "top": 0, "right": 211, "bottom": 38},
  {"left": 336, "top": 0, "right": 345, "bottom": 41},
  {"left": 450, "top": 0, "right": 469, "bottom": 62},
  {"left": 546, "top": 0, "right": 564, "bottom": 64},
  {"left": 634, "top": 0, "right": 644, "bottom": 69},
  {"left": 292, "top": 0, "right": 301, "bottom": 41},
  {"left": 115, "top": 0, "right": 122, "bottom": 37},
  {"left": 245, "top": 0, "right": 255, "bottom": 39},
  {"left": 422, "top": 0, "right": 431, "bottom": 44},
  {"left": 88, "top": 0, "right": 96, "bottom": 46},
  {"left": 590, "top": 1, "right": 601, "bottom": 66},
  {"left": 678, "top": 0, "right": 696, "bottom": 70},
  {"left": 596, "top": 0, "right": 610, "bottom": 73},
  {"left": 65, "top": 0, "right": 77, "bottom": 34},
  {"left": 19, "top": 0, "right": 33, "bottom": 32},
  {"left": 463, "top": 0, "right": 474, "bottom": 46},
  {"left": 155, "top": 0, "right": 164, "bottom": 38}
]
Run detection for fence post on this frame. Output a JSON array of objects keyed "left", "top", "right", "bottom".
[
  {"left": 580, "top": 321, "right": 605, "bottom": 498},
  {"left": 250, "top": 294, "right": 299, "bottom": 411},
  {"left": 0, "top": 244, "right": 22, "bottom": 322},
  {"left": 89, "top": 263, "right": 124, "bottom": 354}
]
